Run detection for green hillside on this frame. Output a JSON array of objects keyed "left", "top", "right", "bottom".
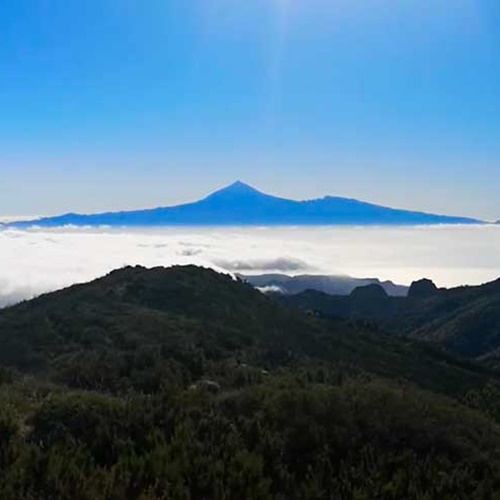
[
  {"left": 277, "top": 278, "right": 500, "bottom": 362},
  {"left": 2, "top": 266, "right": 500, "bottom": 499}
]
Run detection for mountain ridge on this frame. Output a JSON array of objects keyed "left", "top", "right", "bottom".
[
  {"left": 0, "top": 264, "right": 497, "bottom": 395},
  {"left": 240, "top": 272, "right": 409, "bottom": 297},
  {"left": 276, "top": 276, "right": 500, "bottom": 362},
  {"left": 6, "top": 181, "right": 484, "bottom": 227},
  {"left": 3, "top": 265, "right": 500, "bottom": 498}
]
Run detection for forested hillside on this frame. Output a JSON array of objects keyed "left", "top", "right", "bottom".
[
  {"left": 2, "top": 266, "right": 500, "bottom": 499},
  {"left": 277, "top": 278, "right": 500, "bottom": 363}
]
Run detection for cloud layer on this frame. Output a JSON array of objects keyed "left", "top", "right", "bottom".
[{"left": 0, "top": 225, "right": 498, "bottom": 307}]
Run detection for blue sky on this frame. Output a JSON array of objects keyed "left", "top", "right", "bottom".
[{"left": 1, "top": 0, "right": 499, "bottom": 219}]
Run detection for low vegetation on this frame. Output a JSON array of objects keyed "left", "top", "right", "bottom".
[{"left": 1, "top": 266, "right": 500, "bottom": 498}]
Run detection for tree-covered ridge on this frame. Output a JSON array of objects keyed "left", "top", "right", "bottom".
[
  {"left": 277, "top": 277, "right": 500, "bottom": 362},
  {"left": 2, "top": 265, "right": 500, "bottom": 498},
  {"left": 0, "top": 265, "right": 497, "bottom": 398}
]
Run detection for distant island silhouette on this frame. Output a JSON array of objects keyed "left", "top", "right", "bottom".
[{"left": 6, "top": 181, "right": 485, "bottom": 227}]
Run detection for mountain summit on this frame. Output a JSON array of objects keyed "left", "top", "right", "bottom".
[
  {"left": 7, "top": 182, "right": 483, "bottom": 227},
  {"left": 205, "top": 180, "right": 261, "bottom": 198}
]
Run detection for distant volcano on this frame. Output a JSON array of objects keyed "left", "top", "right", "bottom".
[{"left": 7, "top": 181, "right": 484, "bottom": 228}]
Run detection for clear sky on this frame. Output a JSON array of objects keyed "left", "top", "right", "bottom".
[{"left": 1, "top": 0, "right": 499, "bottom": 220}]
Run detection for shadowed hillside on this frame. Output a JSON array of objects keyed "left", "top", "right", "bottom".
[
  {"left": 0, "top": 265, "right": 497, "bottom": 397},
  {"left": 277, "top": 277, "right": 500, "bottom": 363},
  {"left": 2, "top": 266, "right": 500, "bottom": 498}
]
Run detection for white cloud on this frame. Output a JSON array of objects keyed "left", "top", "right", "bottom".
[
  {"left": 213, "top": 257, "right": 310, "bottom": 272},
  {"left": 0, "top": 225, "right": 498, "bottom": 307},
  {"left": 256, "top": 285, "right": 285, "bottom": 294},
  {"left": 0, "top": 216, "right": 41, "bottom": 223}
]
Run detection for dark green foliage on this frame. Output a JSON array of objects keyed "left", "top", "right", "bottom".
[
  {"left": 1, "top": 266, "right": 500, "bottom": 498},
  {"left": 0, "top": 266, "right": 497, "bottom": 398},
  {"left": 2, "top": 377, "right": 500, "bottom": 499},
  {"left": 278, "top": 277, "right": 500, "bottom": 361}
]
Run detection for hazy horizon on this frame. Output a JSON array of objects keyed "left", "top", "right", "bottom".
[{"left": 0, "top": 224, "right": 498, "bottom": 308}]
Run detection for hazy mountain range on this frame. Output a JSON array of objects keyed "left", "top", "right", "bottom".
[
  {"left": 5, "top": 181, "right": 485, "bottom": 227},
  {"left": 240, "top": 273, "right": 408, "bottom": 296}
]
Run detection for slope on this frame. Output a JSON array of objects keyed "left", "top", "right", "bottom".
[
  {"left": 0, "top": 265, "right": 496, "bottom": 398},
  {"left": 277, "top": 278, "right": 500, "bottom": 362},
  {"left": 2, "top": 266, "right": 500, "bottom": 498}
]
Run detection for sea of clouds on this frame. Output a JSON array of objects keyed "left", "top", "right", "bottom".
[{"left": 0, "top": 224, "right": 499, "bottom": 307}]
